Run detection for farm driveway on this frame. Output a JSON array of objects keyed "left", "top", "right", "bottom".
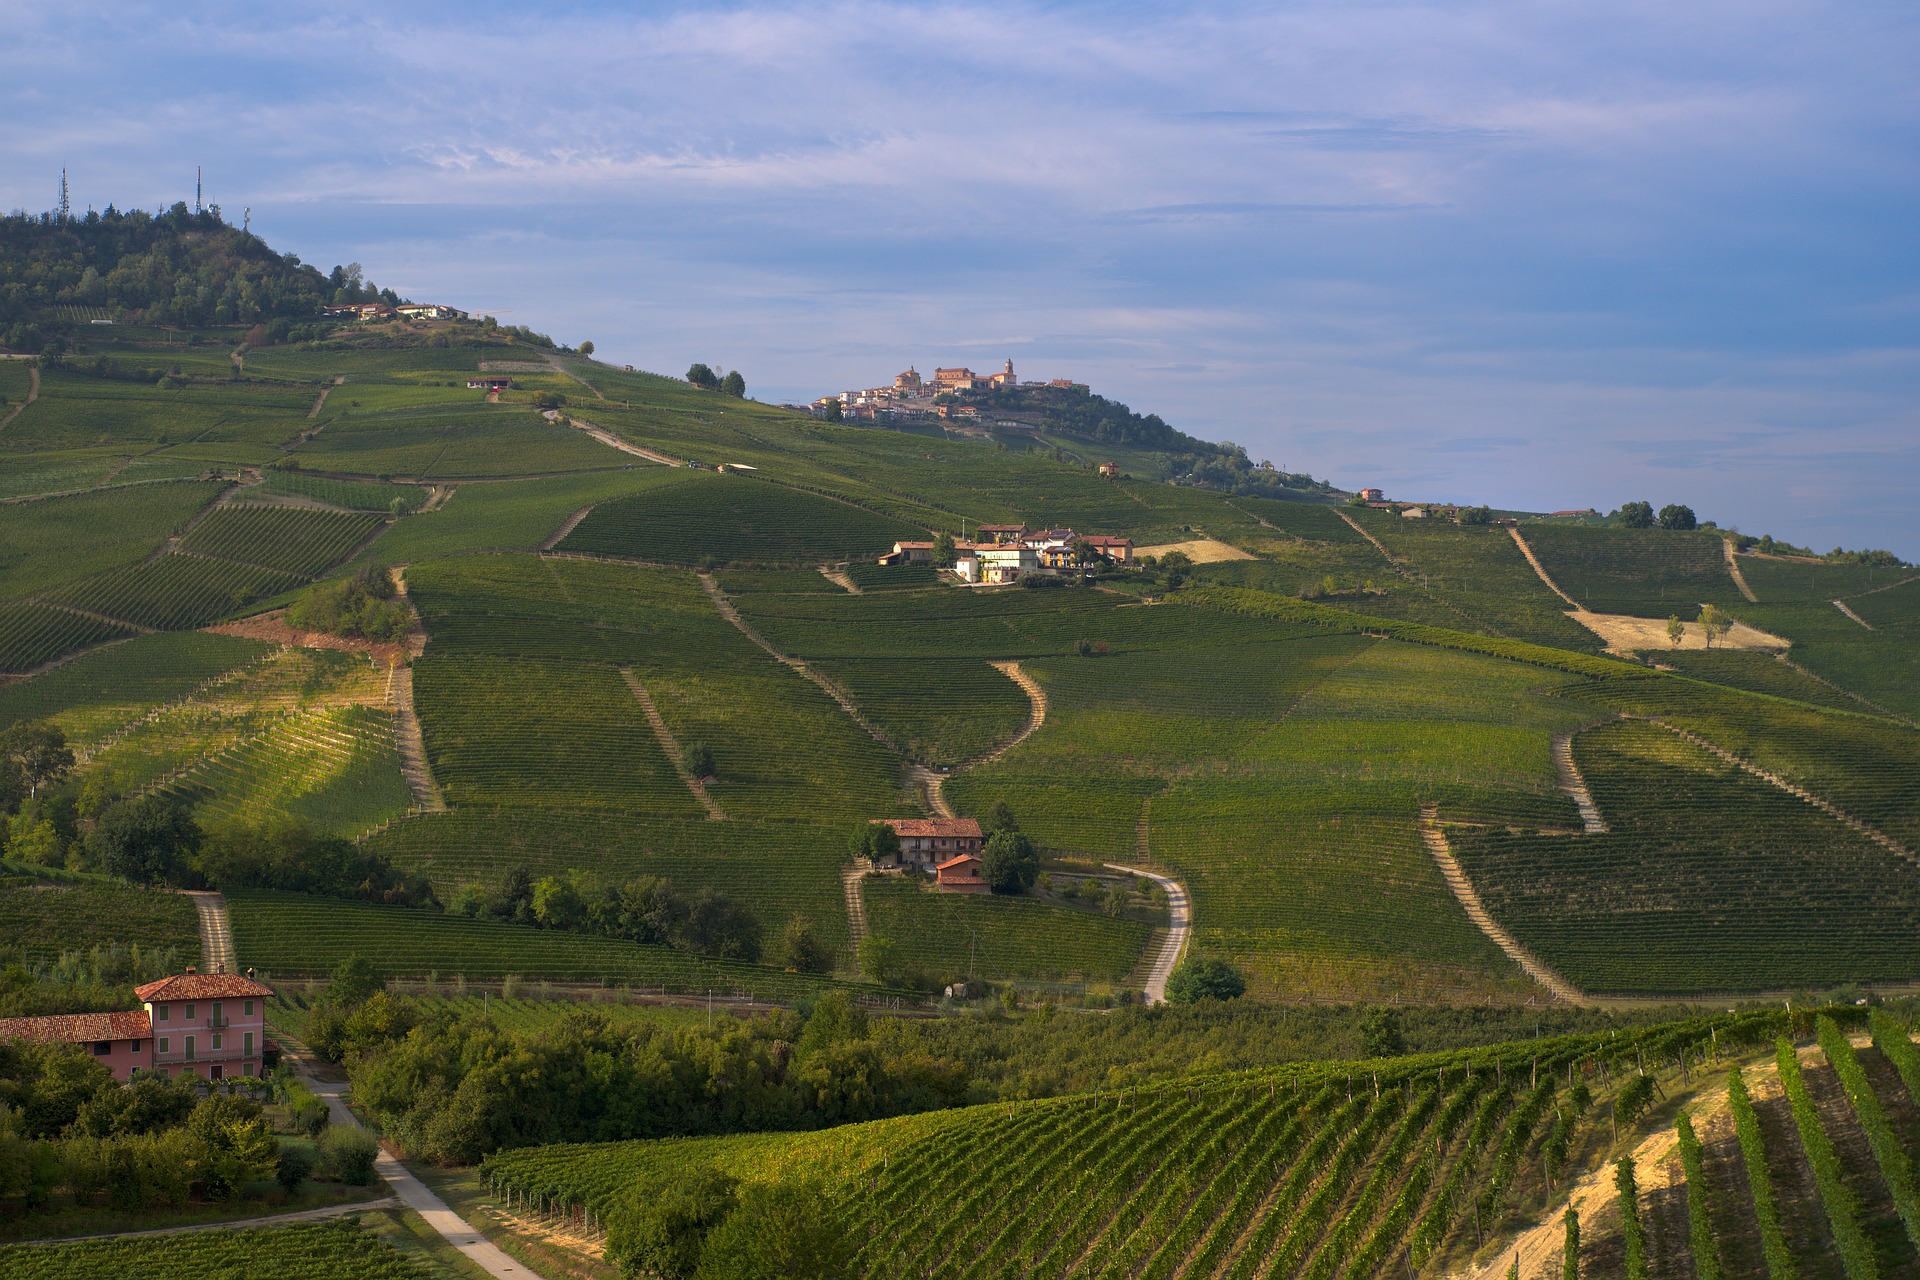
[{"left": 1103, "top": 863, "right": 1189, "bottom": 1004}]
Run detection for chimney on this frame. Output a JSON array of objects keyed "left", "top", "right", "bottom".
[{"left": 184, "top": 965, "right": 197, "bottom": 975}]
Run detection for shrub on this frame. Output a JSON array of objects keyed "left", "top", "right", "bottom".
[
  {"left": 274, "top": 1140, "right": 316, "bottom": 1193},
  {"left": 317, "top": 1124, "right": 379, "bottom": 1186},
  {"left": 1166, "top": 956, "right": 1245, "bottom": 1004},
  {"left": 608, "top": 1164, "right": 738, "bottom": 1280}
]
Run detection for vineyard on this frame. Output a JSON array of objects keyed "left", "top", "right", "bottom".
[
  {"left": 558, "top": 472, "right": 929, "bottom": 566},
  {"left": 0, "top": 600, "right": 133, "bottom": 674},
  {"left": 0, "top": 1219, "right": 428, "bottom": 1280},
  {"left": 808, "top": 657, "right": 1031, "bottom": 768},
  {"left": 1519, "top": 524, "right": 1747, "bottom": 617},
  {"left": 1, "top": 879, "right": 200, "bottom": 962},
  {"left": 49, "top": 553, "right": 304, "bottom": 630},
  {"left": 1451, "top": 717, "right": 1920, "bottom": 992},
  {"left": 482, "top": 1009, "right": 1812, "bottom": 1279},
  {"left": 255, "top": 470, "right": 430, "bottom": 512},
  {"left": 863, "top": 877, "right": 1154, "bottom": 985},
  {"left": 0, "top": 630, "right": 269, "bottom": 736},
  {"left": 178, "top": 503, "right": 386, "bottom": 574},
  {"left": 226, "top": 889, "right": 862, "bottom": 1000}
]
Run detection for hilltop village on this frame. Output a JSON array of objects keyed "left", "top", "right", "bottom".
[{"left": 807, "top": 360, "right": 1086, "bottom": 427}]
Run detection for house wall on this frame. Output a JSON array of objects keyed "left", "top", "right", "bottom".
[
  {"left": 87, "top": 1038, "right": 151, "bottom": 1081},
  {"left": 147, "top": 996, "right": 267, "bottom": 1080}
]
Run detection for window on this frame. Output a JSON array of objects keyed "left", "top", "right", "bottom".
[
  {"left": 244, "top": 1000, "right": 254, "bottom": 1017},
  {"left": 210, "top": 1064, "right": 223, "bottom": 1081},
  {"left": 184, "top": 1004, "right": 194, "bottom": 1019},
  {"left": 130, "top": 1040, "right": 142, "bottom": 1052},
  {"left": 156, "top": 1004, "right": 169, "bottom": 1022},
  {"left": 93, "top": 1041, "right": 111, "bottom": 1055},
  {"left": 243, "top": 1062, "right": 255, "bottom": 1077},
  {"left": 158, "top": 1037, "right": 169, "bottom": 1054},
  {"left": 244, "top": 1032, "right": 254, "bottom": 1057},
  {"left": 213, "top": 1001, "right": 224, "bottom": 1028},
  {"left": 211, "top": 1033, "right": 223, "bottom": 1051},
  {"left": 184, "top": 1035, "right": 196, "bottom": 1061}
]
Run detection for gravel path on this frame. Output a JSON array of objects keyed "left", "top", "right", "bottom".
[
  {"left": 1419, "top": 806, "right": 1585, "bottom": 1005},
  {"left": 1103, "top": 863, "right": 1189, "bottom": 1004},
  {"left": 181, "top": 890, "right": 235, "bottom": 973}
]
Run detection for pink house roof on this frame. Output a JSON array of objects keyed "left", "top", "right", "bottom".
[
  {"left": 134, "top": 971, "right": 274, "bottom": 1002},
  {"left": 0, "top": 1010, "right": 152, "bottom": 1045}
]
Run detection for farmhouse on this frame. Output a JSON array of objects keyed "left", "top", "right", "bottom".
[
  {"left": 1098, "top": 461, "right": 1119, "bottom": 478},
  {"left": 396, "top": 303, "right": 468, "bottom": 321},
  {"left": 875, "top": 817, "right": 984, "bottom": 870},
  {"left": 936, "top": 853, "right": 990, "bottom": 893},
  {"left": 467, "top": 376, "right": 513, "bottom": 391},
  {"left": 1358, "top": 488, "right": 1385, "bottom": 502},
  {"left": 0, "top": 967, "right": 275, "bottom": 1082}
]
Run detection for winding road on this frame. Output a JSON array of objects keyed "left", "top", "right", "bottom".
[{"left": 1103, "top": 863, "right": 1190, "bottom": 1004}]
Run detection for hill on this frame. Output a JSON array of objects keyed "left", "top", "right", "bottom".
[{"left": 0, "top": 217, "right": 1914, "bottom": 1013}]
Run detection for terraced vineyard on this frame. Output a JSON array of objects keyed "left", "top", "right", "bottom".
[
  {"left": 1, "top": 879, "right": 200, "bottom": 962},
  {"left": 0, "top": 630, "right": 269, "bottom": 735},
  {"left": 49, "top": 553, "right": 304, "bottom": 630},
  {"left": 160, "top": 701, "right": 413, "bottom": 835},
  {"left": 483, "top": 1011, "right": 1797, "bottom": 1279},
  {"left": 1520, "top": 524, "right": 1747, "bottom": 616},
  {"left": 179, "top": 503, "right": 385, "bottom": 573},
  {"left": 558, "top": 472, "right": 928, "bottom": 565},
  {"left": 0, "top": 599, "right": 133, "bottom": 673},
  {"left": 256, "top": 470, "right": 430, "bottom": 512},
  {"left": 1452, "top": 717, "right": 1920, "bottom": 992}
]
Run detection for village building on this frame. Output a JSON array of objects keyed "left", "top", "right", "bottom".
[
  {"left": 0, "top": 967, "right": 275, "bottom": 1082},
  {"left": 1098, "top": 461, "right": 1119, "bottom": 478},
  {"left": 935, "top": 853, "right": 990, "bottom": 893},
  {"left": 875, "top": 818, "right": 985, "bottom": 870},
  {"left": 894, "top": 367, "right": 924, "bottom": 393},
  {"left": 322, "top": 302, "right": 393, "bottom": 321},
  {"left": 395, "top": 304, "right": 468, "bottom": 321},
  {"left": 1358, "top": 488, "right": 1385, "bottom": 502},
  {"left": 467, "top": 376, "right": 513, "bottom": 391},
  {"left": 975, "top": 524, "right": 1027, "bottom": 544}
]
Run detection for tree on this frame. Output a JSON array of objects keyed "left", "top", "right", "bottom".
[
  {"left": 1698, "top": 603, "right": 1729, "bottom": 649},
  {"left": 979, "top": 830, "right": 1038, "bottom": 893},
  {"left": 850, "top": 822, "right": 899, "bottom": 865},
  {"left": 90, "top": 795, "right": 199, "bottom": 885},
  {"left": 720, "top": 370, "right": 746, "bottom": 398},
  {"left": 932, "top": 531, "right": 957, "bottom": 567},
  {"left": 983, "top": 801, "right": 1020, "bottom": 837},
  {"left": 609, "top": 1165, "right": 739, "bottom": 1280},
  {"left": 1617, "top": 501, "right": 1655, "bottom": 529},
  {"left": 694, "top": 1180, "right": 853, "bottom": 1280},
  {"left": 531, "top": 390, "right": 568, "bottom": 409},
  {"left": 1357, "top": 1006, "right": 1406, "bottom": 1058},
  {"left": 683, "top": 743, "right": 717, "bottom": 780},
  {"left": 858, "top": 935, "right": 900, "bottom": 985},
  {"left": 681, "top": 890, "right": 762, "bottom": 962},
  {"left": 579, "top": 340, "right": 595, "bottom": 357},
  {"left": 1658, "top": 503, "right": 1697, "bottom": 530},
  {"left": 275, "top": 1140, "right": 316, "bottom": 1193},
  {"left": 778, "top": 915, "right": 830, "bottom": 974},
  {"left": 821, "top": 397, "right": 843, "bottom": 422},
  {"left": 325, "top": 954, "right": 387, "bottom": 1009},
  {"left": 1666, "top": 615, "right": 1684, "bottom": 648},
  {"left": 1166, "top": 956, "right": 1245, "bottom": 1004},
  {"left": 686, "top": 363, "right": 720, "bottom": 391},
  {"left": 1461, "top": 505, "right": 1494, "bottom": 525},
  {"left": 531, "top": 875, "right": 586, "bottom": 930},
  {"left": 0, "top": 722, "right": 73, "bottom": 798}
]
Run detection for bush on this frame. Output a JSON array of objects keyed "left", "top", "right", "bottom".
[
  {"left": 317, "top": 1124, "right": 379, "bottom": 1186},
  {"left": 275, "top": 1140, "right": 317, "bottom": 1193},
  {"left": 683, "top": 743, "right": 717, "bottom": 781},
  {"left": 694, "top": 1180, "right": 851, "bottom": 1280},
  {"left": 1165, "top": 956, "right": 1245, "bottom": 1004},
  {"left": 778, "top": 915, "right": 831, "bottom": 974},
  {"left": 609, "top": 1164, "right": 738, "bottom": 1280},
  {"left": 286, "top": 567, "right": 411, "bottom": 643}
]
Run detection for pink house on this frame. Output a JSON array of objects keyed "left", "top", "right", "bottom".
[
  {"left": 0, "top": 967, "right": 275, "bottom": 1083},
  {"left": 137, "top": 969, "right": 275, "bottom": 1082}
]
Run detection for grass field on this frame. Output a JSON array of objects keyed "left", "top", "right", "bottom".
[{"left": 1453, "top": 718, "right": 1920, "bottom": 992}]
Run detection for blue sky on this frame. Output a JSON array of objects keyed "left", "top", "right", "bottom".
[{"left": 7, "top": 1, "right": 1917, "bottom": 554}]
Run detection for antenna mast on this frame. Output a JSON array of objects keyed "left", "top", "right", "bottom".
[{"left": 58, "top": 170, "right": 70, "bottom": 221}]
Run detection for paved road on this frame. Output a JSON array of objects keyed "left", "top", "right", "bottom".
[
  {"left": 1104, "top": 863, "right": 1190, "bottom": 1003},
  {"left": 304, "top": 1073, "right": 542, "bottom": 1279}
]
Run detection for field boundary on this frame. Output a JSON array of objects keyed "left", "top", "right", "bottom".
[
  {"left": 385, "top": 663, "right": 448, "bottom": 813},
  {"left": 1722, "top": 539, "right": 1759, "bottom": 602},
  {"left": 0, "top": 1194, "right": 400, "bottom": 1245},
  {"left": 1508, "top": 525, "right": 1582, "bottom": 607},
  {"left": 1337, "top": 508, "right": 1401, "bottom": 563},
  {"left": 1552, "top": 722, "right": 1612, "bottom": 833},
  {"left": 1419, "top": 805, "right": 1584, "bottom": 1005},
  {"left": 0, "top": 357, "right": 40, "bottom": 432},
  {"left": 618, "top": 667, "right": 725, "bottom": 820},
  {"left": 553, "top": 410, "right": 683, "bottom": 466},
  {"left": 1832, "top": 598, "right": 1874, "bottom": 630},
  {"left": 539, "top": 505, "right": 594, "bottom": 552}
]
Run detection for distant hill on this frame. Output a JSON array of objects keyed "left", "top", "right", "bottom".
[{"left": 0, "top": 203, "right": 394, "bottom": 342}]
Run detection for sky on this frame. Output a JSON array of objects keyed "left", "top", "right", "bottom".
[{"left": 5, "top": 1, "right": 1917, "bottom": 555}]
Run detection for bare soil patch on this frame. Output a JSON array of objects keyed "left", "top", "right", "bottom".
[
  {"left": 1136, "top": 537, "right": 1255, "bottom": 564},
  {"left": 1568, "top": 610, "right": 1789, "bottom": 655},
  {"left": 205, "top": 609, "right": 419, "bottom": 663}
]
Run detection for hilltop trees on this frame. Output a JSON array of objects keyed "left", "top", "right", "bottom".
[
  {"left": 720, "top": 370, "right": 746, "bottom": 398},
  {"left": 686, "top": 363, "right": 719, "bottom": 390},
  {"left": 1659, "top": 503, "right": 1697, "bottom": 530},
  {"left": 1616, "top": 501, "right": 1656, "bottom": 529},
  {"left": 286, "top": 566, "right": 411, "bottom": 643}
]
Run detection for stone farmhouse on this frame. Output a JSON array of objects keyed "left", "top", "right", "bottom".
[
  {"left": 0, "top": 967, "right": 275, "bottom": 1082},
  {"left": 873, "top": 818, "right": 984, "bottom": 869},
  {"left": 879, "top": 524, "right": 1134, "bottom": 584}
]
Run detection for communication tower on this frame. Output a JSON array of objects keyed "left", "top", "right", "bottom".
[{"left": 58, "top": 169, "right": 70, "bottom": 221}]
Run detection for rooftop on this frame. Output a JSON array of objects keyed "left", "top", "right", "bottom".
[
  {"left": 134, "top": 969, "right": 275, "bottom": 1002},
  {"left": 0, "top": 1009, "right": 151, "bottom": 1044},
  {"left": 879, "top": 818, "right": 984, "bottom": 839}
]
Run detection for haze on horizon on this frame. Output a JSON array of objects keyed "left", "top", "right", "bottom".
[{"left": 5, "top": 0, "right": 1915, "bottom": 556}]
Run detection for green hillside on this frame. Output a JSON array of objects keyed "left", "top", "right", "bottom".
[{"left": 0, "top": 249, "right": 1913, "bottom": 1009}]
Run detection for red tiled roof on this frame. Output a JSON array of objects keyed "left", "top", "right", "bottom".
[
  {"left": 935, "top": 853, "right": 982, "bottom": 871},
  {"left": 0, "top": 1010, "right": 151, "bottom": 1044},
  {"left": 878, "top": 818, "right": 983, "bottom": 839},
  {"left": 134, "top": 972, "right": 274, "bottom": 1002},
  {"left": 1081, "top": 535, "right": 1132, "bottom": 546}
]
